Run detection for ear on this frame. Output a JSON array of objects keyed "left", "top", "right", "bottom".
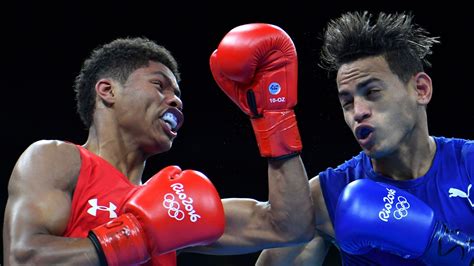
[
  {"left": 95, "top": 79, "right": 116, "bottom": 106},
  {"left": 413, "top": 72, "right": 433, "bottom": 105}
]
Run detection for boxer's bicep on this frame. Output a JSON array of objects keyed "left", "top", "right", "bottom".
[{"left": 4, "top": 141, "right": 80, "bottom": 260}]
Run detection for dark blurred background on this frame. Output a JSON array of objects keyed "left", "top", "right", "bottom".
[{"left": 1, "top": 1, "right": 472, "bottom": 265}]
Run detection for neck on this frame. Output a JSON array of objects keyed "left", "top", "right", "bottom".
[
  {"left": 83, "top": 124, "right": 147, "bottom": 185},
  {"left": 371, "top": 134, "right": 436, "bottom": 181}
]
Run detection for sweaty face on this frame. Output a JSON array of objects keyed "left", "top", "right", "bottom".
[
  {"left": 114, "top": 61, "right": 183, "bottom": 154},
  {"left": 336, "top": 56, "right": 420, "bottom": 159}
]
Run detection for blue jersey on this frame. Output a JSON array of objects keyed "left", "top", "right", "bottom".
[{"left": 319, "top": 136, "right": 474, "bottom": 265}]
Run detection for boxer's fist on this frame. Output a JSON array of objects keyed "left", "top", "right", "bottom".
[
  {"left": 210, "top": 23, "right": 298, "bottom": 115},
  {"left": 335, "top": 179, "right": 436, "bottom": 258},
  {"left": 210, "top": 23, "right": 302, "bottom": 159},
  {"left": 335, "top": 179, "right": 474, "bottom": 265},
  {"left": 89, "top": 166, "right": 225, "bottom": 266}
]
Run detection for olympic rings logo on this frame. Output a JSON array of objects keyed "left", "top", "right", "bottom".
[
  {"left": 161, "top": 183, "right": 201, "bottom": 223},
  {"left": 393, "top": 196, "right": 410, "bottom": 220},
  {"left": 163, "top": 193, "right": 185, "bottom": 221},
  {"left": 378, "top": 188, "right": 410, "bottom": 222}
]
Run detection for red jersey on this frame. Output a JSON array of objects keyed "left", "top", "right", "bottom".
[{"left": 63, "top": 145, "right": 176, "bottom": 266}]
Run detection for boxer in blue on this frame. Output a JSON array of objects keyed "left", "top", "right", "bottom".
[{"left": 257, "top": 11, "right": 473, "bottom": 265}]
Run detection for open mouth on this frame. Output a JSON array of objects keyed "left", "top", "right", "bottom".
[
  {"left": 160, "top": 108, "right": 183, "bottom": 133},
  {"left": 356, "top": 126, "right": 373, "bottom": 140}
]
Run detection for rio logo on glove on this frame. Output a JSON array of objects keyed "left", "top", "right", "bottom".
[
  {"left": 162, "top": 183, "right": 201, "bottom": 223},
  {"left": 378, "top": 187, "right": 411, "bottom": 222},
  {"left": 268, "top": 82, "right": 286, "bottom": 104}
]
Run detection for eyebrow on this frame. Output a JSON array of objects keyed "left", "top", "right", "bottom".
[
  {"left": 152, "top": 71, "right": 181, "bottom": 97},
  {"left": 338, "top": 77, "right": 381, "bottom": 98}
]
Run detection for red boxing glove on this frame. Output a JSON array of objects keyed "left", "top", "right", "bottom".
[
  {"left": 210, "top": 23, "right": 302, "bottom": 159},
  {"left": 88, "top": 166, "right": 225, "bottom": 266}
]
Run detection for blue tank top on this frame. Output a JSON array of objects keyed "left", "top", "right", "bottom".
[{"left": 319, "top": 136, "right": 474, "bottom": 265}]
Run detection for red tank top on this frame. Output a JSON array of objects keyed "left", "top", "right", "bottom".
[{"left": 63, "top": 145, "right": 176, "bottom": 266}]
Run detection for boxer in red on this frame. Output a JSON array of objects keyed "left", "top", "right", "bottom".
[{"left": 3, "top": 23, "right": 314, "bottom": 265}]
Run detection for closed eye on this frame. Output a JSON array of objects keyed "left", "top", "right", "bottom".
[
  {"left": 366, "top": 89, "right": 381, "bottom": 100},
  {"left": 152, "top": 80, "right": 163, "bottom": 87},
  {"left": 339, "top": 94, "right": 353, "bottom": 110}
]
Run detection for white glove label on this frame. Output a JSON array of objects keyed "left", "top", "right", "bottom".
[
  {"left": 269, "top": 97, "right": 286, "bottom": 103},
  {"left": 268, "top": 82, "right": 286, "bottom": 104},
  {"left": 268, "top": 82, "right": 281, "bottom": 95}
]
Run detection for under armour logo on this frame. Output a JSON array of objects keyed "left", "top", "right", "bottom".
[
  {"left": 448, "top": 184, "right": 473, "bottom": 207},
  {"left": 87, "top": 198, "right": 118, "bottom": 218}
]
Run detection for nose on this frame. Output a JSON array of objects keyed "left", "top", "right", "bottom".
[
  {"left": 166, "top": 94, "right": 183, "bottom": 110},
  {"left": 353, "top": 98, "right": 371, "bottom": 123}
]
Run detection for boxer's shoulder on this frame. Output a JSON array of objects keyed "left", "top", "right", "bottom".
[
  {"left": 22, "top": 140, "right": 80, "bottom": 163},
  {"left": 12, "top": 140, "right": 81, "bottom": 191}
]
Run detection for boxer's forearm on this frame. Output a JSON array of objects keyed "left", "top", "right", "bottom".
[{"left": 267, "top": 155, "right": 315, "bottom": 242}]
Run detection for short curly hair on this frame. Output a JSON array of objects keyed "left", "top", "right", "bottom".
[
  {"left": 74, "top": 37, "right": 180, "bottom": 128},
  {"left": 320, "top": 11, "right": 440, "bottom": 83}
]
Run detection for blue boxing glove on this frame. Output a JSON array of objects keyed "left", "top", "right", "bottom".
[{"left": 335, "top": 179, "right": 474, "bottom": 265}]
